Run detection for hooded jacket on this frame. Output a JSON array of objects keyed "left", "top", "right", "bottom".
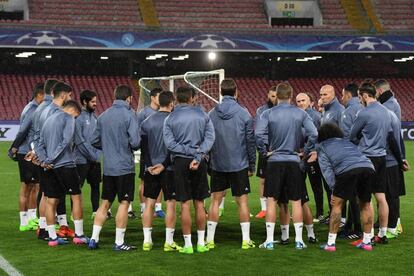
[
  {"left": 74, "top": 109, "right": 100, "bottom": 164},
  {"left": 340, "top": 97, "right": 363, "bottom": 140},
  {"left": 321, "top": 97, "right": 345, "bottom": 126}
]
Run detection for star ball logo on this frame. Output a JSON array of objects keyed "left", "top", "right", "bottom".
[
  {"left": 15, "top": 31, "right": 75, "bottom": 46},
  {"left": 182, "top": 34, "right": 237, "bottom": 49},
  {"left": 339, "top": 36, "right": 393, "bottom": 51}
]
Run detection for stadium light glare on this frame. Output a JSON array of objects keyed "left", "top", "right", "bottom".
[
  {"left": 296, "top": 58, "right": 308, "bottom": 62},
  {"left": 172, "top": 54, "right": 189, "bottom": 60},
  {"left": 15, "top": 52, "right": 36, "bottom": 58},
  {"left": 208, "top": 52, "right": 217, "bottom": 61},
  {"left": 100, "top": 56, "right": 109, "bottom": 60},
  {"left": 154, "top": 54, "right": 168, "bottom": 58},
  {"left": 146, "top": 56, "right": 157, "bottom": 60},
  {"left": 277, "top": 57, "right": 281, "bottom": 61},
  {"left": 394, "top": 59, "right": 406, "bottom": 62},
  {"left": 45, "top": 55, "right": 52, "bottom": 59}
]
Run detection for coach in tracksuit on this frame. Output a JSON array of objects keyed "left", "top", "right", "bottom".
[
  {"left": 317, "top": 123, "right": 375, "bottom": 252},
  {"left": 207, "top": 79, "right": 256, "bottom": 249},
  {"left": 89, "top": 85, "right": 141, "bottom": 251},
  {"left": 350, "top": 82, "right": 392, "bottom": 244},
  {"left": 75, "top": 90, "right": 101, "bottom": 216},
  {"left": 163, "top": 86, "right": 215, "bottom": 254},
  {"left": 37, "top": 100, "right": 87, "bottom": 246},
  {"left": 255, "top": 82, "right": 318, "bottom": 250},
  {"left": 140, "top": 91, "right": 180, "bottom": 251}
]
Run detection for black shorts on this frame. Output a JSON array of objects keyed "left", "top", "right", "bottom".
[
  {"left": 44, "top": 167, "right": 82, "bottom": 199},
  {"left": 256, "top": 156, "right": 267, "bottom": 178},
  {"left": 173, "top": 157, "right": 210, "bottom": 202},
  {"left": 386, "top": 165, "right": 401, "bottom": 198},
  {"left": 77, "top": 162, "right": 102, "bottom": 187},
  {"left": 368, "top": 156, "right": 387, "bottom": 193},
  {"left": 334, "top": 167, "right": 374, "bottom": 203},
  {"left": 39, "top": 167, "right": 46, "bottom": 193},
  {"left": 278, "top": 171, "right": 309, "bottom": 205},
  {"left": 210, "top": 169, "right": 250, "bottom": 197},
  {"left": 144, "top": 170, "right": 175, "bottom": 201},
  {"left": 264, "top": 162, "right": 303, "bottom": 201},
  {"left": 17, "top": 154, "right": 40, "bottom": 184},
  {"left": 138, "top": 157, "right": 145, "bottom": 179},
  {"left": 398, "top": 170, "right": 406, "bottom": 196},
  {"left": 102, "top": 173, "right": 135, "bottom": 203}
]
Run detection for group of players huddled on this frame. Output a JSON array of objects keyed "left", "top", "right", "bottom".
[{"left": 9, "top": 77, "right": 409, "bottom": 253}]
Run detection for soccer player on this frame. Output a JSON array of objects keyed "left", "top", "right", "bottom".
[
  {"left": 163, "top": 86, "right": 215, "bottom": 254},
  {"left": 37, "top": 100, "right": 88, "bottom": 246},
  {"left": 75, "top": 90, "right": 101, "bottom": 218},
  {"left": 207, "top": 79, "right": 256, "bottom": 249},
  {"left": 10, "top": 82, "right": 45, "bottom": 231},
  {"left": 350, "top": 82, "right": 392, "bottom": 244},
  {"left": 254, "top": 86, "right": 277, "bottom": 219},
  {"left": 375, "top": 79, "right": 401, "bottom": 120},
  {"left": 296, "top": 92, "right": 324, "bottom": 221},
  {"left": 136, "top": 88, "right": 164, "bottom": 218},
  {"left": 317, "top": 123, "right": 375, "bottom": 252},
  {"left": 256, "top": 82, "right": 318, "bottom": 250},
  {"left": 140, "top": 91, "right": 181, "bottom": 252},
  {"left": 89, "top": 85, "right": 140, "bottom": 251}
]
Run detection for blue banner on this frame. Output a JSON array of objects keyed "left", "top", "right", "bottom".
[{"left": 1, "top": 29, "right": 414, "bottom": 52}]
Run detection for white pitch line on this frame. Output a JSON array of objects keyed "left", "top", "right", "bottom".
[{"left": 0, "top": 255, "right": 23, "bottom": 276}]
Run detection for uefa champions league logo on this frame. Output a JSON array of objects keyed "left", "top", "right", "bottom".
[
  {"left": 339, "top": 36, "right": 393, "bottom": 51},
  {"left": 15, "top": 31, "right": 75, "bottom": 46},
  {"left": 182, "top": 34, "right": 237, "bottom": 49},
  {"left": 121, "top": 33, "right": 135, "bottom": 46}
]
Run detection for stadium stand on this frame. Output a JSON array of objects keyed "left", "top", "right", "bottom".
[{"left": 373, "top": 0, "right": 414, "bottom": 31}]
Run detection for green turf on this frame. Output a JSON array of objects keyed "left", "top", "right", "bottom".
[{"left": 0, "top": 141, "right": 413, "bottom": 275}]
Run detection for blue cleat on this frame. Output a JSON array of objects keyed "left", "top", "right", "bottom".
[
  {"left": 295, "top": 241, "right": 307, "bottom": 250},
  {"left": 48, "top": 237, "right": 69, "bottom": 247},
  {"left": 259, "top": 241, "right": 275, "bottom": 250},
  {"left": 88, "top": 239, "right": 99, "bottom": 250},
  {"left": 155, "top": 210, "right": 165, "bottom": 218}
]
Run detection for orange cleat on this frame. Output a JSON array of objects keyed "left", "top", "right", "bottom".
[
  {"left": 57, "top": 225, "right": 75, "bottom": 238},
  {"left": 255, "top": 210, "right": 266, "bottom": 219}
]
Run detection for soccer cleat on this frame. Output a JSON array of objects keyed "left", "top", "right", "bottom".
[
  {"left": 48, "top": 237, "right": 69, "bottom": 247},
  {"left": 38, "top": 228, "right": 49, "bottom": 241},
  {"left": 155, "top": 210, "right": 165, "bottom": 218},
  {"left": 397, "top": 223, "right": 403, "bottom": 234},
  {"left": 259, "top": 241, "right": 274, "bottom": 250},
  {"left": 106, "top": 211, "right": 113, "bottom": 219},
  {"left": 356, "top": 242, "right": 373, "bottom": 251},
  {"left": 128, "top": 211, "right": 137, "bottom": 219},
  {"left": 308, "top": 237, "right": 318, "bottom": 244},
  {"left": 373, "top": 235, "right": 388, "bottom": 245},
  {"left": 164, "top": 242, "right": 182, "bottom": 252},
  {"left": 142, "top": 242, "right": 153, "bottom": 251},
  {"left": 255, "top": 210, "right": 266, "bottom": 219},
  {"left": 88, "top": 239, "right": 99, "bottom": 250},
  {"left": 73, "top": 235, "right": 90, "bottom": 245},
  {"left": 196, "top": 244, "right": 210, "bottom": 253},
  {"left": 113, "top": 243, "right": 137, "bottom": 251},
  {"left": 219, "top": 208, "right": 224, "bottom": 217},
  {"left": 57, "top": 225, "right": 75, "bottom": 238},
  {"left": 319, "top": 215, "right": 330, "bottom": 225},
  {"left": 205, "top": 240, "right": 215, "bottom": 250},
  {"left": 275, "top": 238, "right": 289, "bottom": 245},
  {"left": 28, "top": 218, "right": 39, "bottom": 227},
  {"left": 351, "top": 239, "right": 363, "bottom": 246},
  {"left": 19, "top": 225, "right": 32, "bottom": 232},
  {"left": 241, "top": 240, "right": 255, "bottom": 249},
  {"left": 179, "top": 246, "right": 194, "bottom": 254},
  {"left": 313, "top": 215, "right": 324, "bottom": 223},
  {"left": 386, "top": 231, "right": 398, "bottom": 239},
  {"left": 295, "top": 241, "right": 307, "bottom": 250},
  {"left": 320, "top": 243, "right": 336, "bottom": 252}
]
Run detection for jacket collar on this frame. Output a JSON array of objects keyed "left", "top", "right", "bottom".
[
  {"left": 346, "top": 97, "right": 360, "bottom": 108},
  {"left": 113, "top": 100, "right": 130, "bottom": 109}
]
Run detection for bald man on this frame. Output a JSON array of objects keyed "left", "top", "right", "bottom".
[{"left": 319, "top": 85, "right": 344, "bottom": 126}]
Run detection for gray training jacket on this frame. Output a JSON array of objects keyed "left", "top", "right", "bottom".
[
  {"left": 74, "top": 109, "right": 100, "bottom": 164},
  {"left": 317, "top": 138, "right": 374, "bottom": 189},
  {"left": 163, "top": 104, "right": 215, "bottom": 162},
  {"left": 383, "top": 96, "right": 401, "bottom": 121},
  {"left": 305, "top": 107, "right": 321, "bottom": 129},
  {"left": 255, "top": 102, "right": 318, "bottom": 163},
  {"left": 209, "top": 96, "right": 256, "bottom": 173},
  {"left": 13, "top": 100, "right": 38, "bottom": 155},
  {"left": 37, "top": 110, "right": 77, "bottom": 168},
  {"left": 137, "top": 105, "right": 157, "bottom": 126},
  {"left": 35, "top": 102, "right": 61, "bottom": 161},
  {"left": 321, "top": 97, "right": 345, "bottom": 126},
  {"left": 30, "top": 94, "right": 53, "bottom": 149},
  {"left": 91, "top": 100, "right": 140, "bottom": 176},
  {"left": 340, "top": 97, "right": 363, "bottom": 140}
]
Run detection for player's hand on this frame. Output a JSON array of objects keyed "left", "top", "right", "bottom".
[
  {"left": 248, "top": 171, "right": 254, "bottom": 177},
  {"left": 32, "top": 156, "right": 41, "bottom": 166},
  {"left": 11, "top": 147, "right": 17, "bottom": 154},
  {"left": 189, "top": 160, "right": 200, "bottom": 171},
  {"left": 24, "top": 151, "right": 35, "bottom": 162},
  {"left": 41, "top": 163, "right": 53, "bottom": 170},
  {"left": 402, "top": 160, "right": 410, "bottom": 171},
  {"left": 149, "top": 164, "right": 165, "bottom": 175},
  {"left": 307, "top": 151, "right": 317, "bottom": 163},
  {"left": 297, "top": 152, "right": 304, "bottom": 158}
]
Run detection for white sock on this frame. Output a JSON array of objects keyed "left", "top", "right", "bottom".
[
  {"left": 219, "top": 197, "right": 225, "bottom": 209},
  {"left": 371, "top": 228, "right": 374, "bottom": 236},
  {"left": 388, "top": 227, "right": 397, "bottom": 235},
  {"left": 378, "top": 227, "right": 387, "bottom": 238},
  {"left": 305, "top": 224, "right": 315, "bottom": 238},
  {"left": 115, "top": 228, "right": 126, "bottom": 246},
  {"left": 197, "top": 230, "right": 205, "bottom": 246},
  {"left": 183, "top": 234, "right": 192, "bottom": 248},
  {"left": 341, "top": 217, "right": 346, "bottom": 224},
  {"left": 280, "top": 224, "right": 289, "bottom": 241},
  {"left": 363, "top": 232, "right": 372, "bottom": 244},
  {"left": 47, "top": 224, "right": 57, "bottom": 240},
  {"left": 74, "top": 219, "right": 84, "bottom": 236},
  {"left": 39, "top": 217, "right": 46, "bottom": 229},
  {"left": 294, "top": 222, "right": 304, "bottom": 243},
  {"left": 206, "top": 221, "right": 218, "bottom": 243},
  {"left": 327, "top": 232, "right": 337, "bottom": 245},
  {"left": 19, "top": 211, "right": 28, "bottom": 226},
  {"left": 140, "top": 203, "right": 145, "bottom": 213},
  {"left": 260, "top": 197, "right": 267, "bottom": 211},
  {"left": 155, "top": 203, "right": 162, "bottom": 212},
  {"left": 128, "top": 204, "right": 132, "bottom": 213},
  {"left": 266, "top": 222, "right": 275, "bottom": 243},
  {"left": 108, "top": 208, "right": 112, "bottom": 215},
  {"left": 240, "top": 222, "right": 250, "bottom": 241},
  {"left": 28, "top": 209, "right": 37, "bottom": 220},
  {"left": 165, "top": 228, "right": 175, "bottom": 245},
  {"left": 57, "top": 214, "right": 68, "bottom": 227},
  {"left": 397, "top": 217, "right": 401, "bottom": 225},
  {"left": 91, "top": 225, "right": 102, "bottom": 242},
  {"left": 143, "top": 227, "right": 152, "bottom": 243}
]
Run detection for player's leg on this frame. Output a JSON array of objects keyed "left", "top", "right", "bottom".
[
  {"left": 278, "top": 202, "right": 290, "bottom": 244},
  {"left": 321, "top": 195, "right": 343, "bottom": 251},
  {"left": 154, "top": 191, "right": 165, "bottom": 218},
  {"left": 142, "top": 197, "right": 156, "bottom": 250},
  {"left": 56, "top": 195, "right": 73, "bottom": 238},
  {"left": 255, "top": 156, "right": 267, "bottom": 219},
  {"left": 303, "top": 202, "right": 317, "bottom": 243},
  {"left": 164, "top": 199, "right": 181, "bottom": 251},
  {"left": 291, "top": 199, "right": 305, "bottom": 249},
  {"left": 18, "top": 182, "right": 30, "bottom": 231},
  {"left": 374, "top": 192, "right": 389, "bottom": 243},
  {"left": 261, "top": 197, "right": 277, "bottom": 249},
  {"left": 219, "top": 190, "right": 226, "bottom": 217},
  {"left": 180, "top": 200, "right": 193, "bottom": 253},
  {"left": 306, "top": 162, "right": 324, "bottom": 221},
  {"left": 206, "top": 191, "right": 223, "bottom": 247},
  {"left": 194, "top": 199, "right": 208, "bottom": 252},
  {"left": 27, "top": 183, "right": 39, "bottom": 228},
  {"left": 236, "top": 194, "right": 254, "bottom": 249}
]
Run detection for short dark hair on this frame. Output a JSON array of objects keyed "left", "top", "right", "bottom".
[
  {"left": 176, "top": 86, "right": 192, "bottom": 104},
  {"left": 52, "top": 82, "right": 73, "bottom": 98},
  {"left": 318, "top": 123, "right": 344, "bottom": 143},
  {"left": 150, "top": 87, "right": 162, "bottom": 98},
  {"left": 62, "top": 100, "right": 82, "bottom": 114},
  {"left": 276, "top": 82, "right": 293, "bottom": 100},
  {"left": 358, "top": 82, "right": 376, "bottom": 98},
  {"left": 220, "top": 79, "right": 237, "bottom": 97},
  {"left": 114, "top": 85, "right": 132, "bottom": 100},
  {"left": 44, "top": 78, "right": 59, "bottom": 95},
  {"left": 306, "top": 93, "right": 314, "bottom": 103},
  {"left": 80, "top": 89, "right": 97, "bottom": 105},
  {"left": 269, "top": 86, "right": 277, "bottom": 92},
  {"left": 344, "top": 83, "right": 359, "bottom": 97},
  {"left": 32, "top": 82, "right": 44, "bottom": 98},
  {"left": 159, "top": 91, "right": 175, "bottom": 107},
  {"left": 374, "top": 79, "right": 390, "bottom": 90}
]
